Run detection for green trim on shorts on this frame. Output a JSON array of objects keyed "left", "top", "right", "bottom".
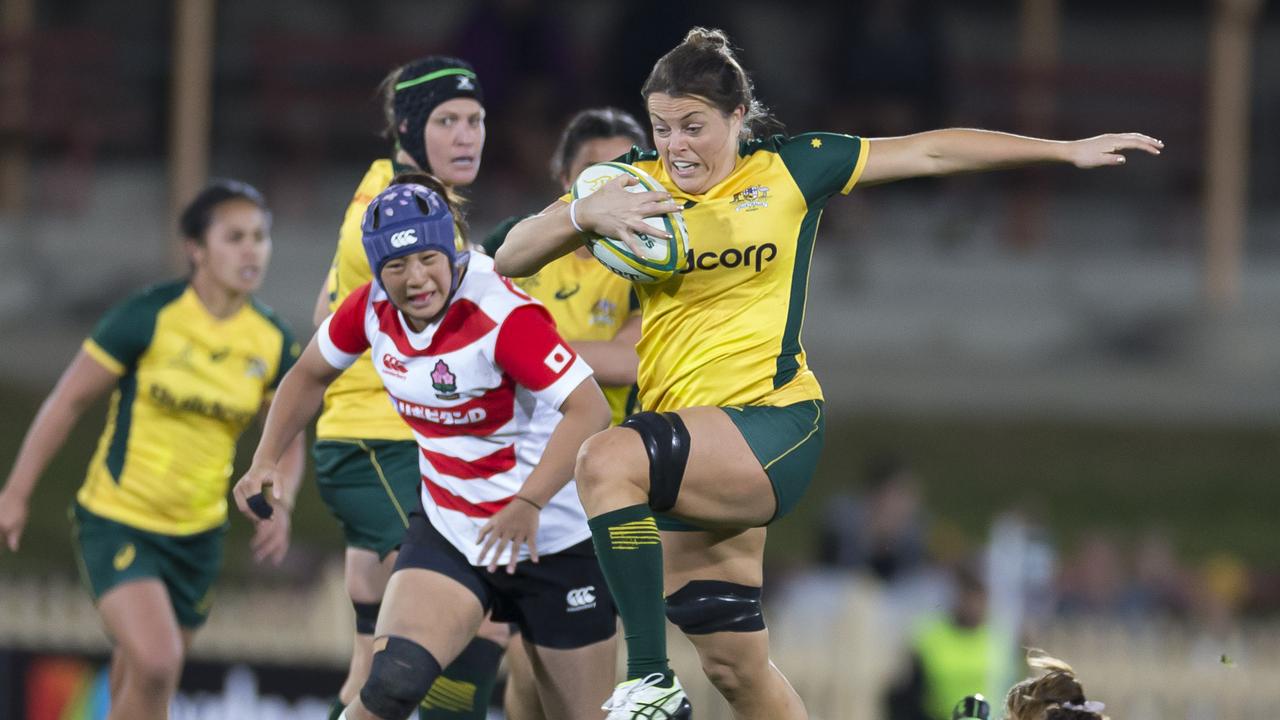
[
  {"left": 655, "top": 400, "right": 825, "bottom": 532},
  {"left": 313, "top": 438, "right": 421, "bottom": 558},
  {"left": 69, "top": 502, "right": 225, "bottom": 628}
]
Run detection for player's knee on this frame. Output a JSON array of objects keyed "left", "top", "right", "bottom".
[
  {"left": 126, "top": 645, "right": 183, "bottom": 695},
  {"left": 665, "top": 580, "right": 771, "bottom": 701},
  {"left": 580, "top": 411, "right": 691, "bottom": 513},
  {"left": 359, "top": 636, "right": 442, "bottom": 720},
  {"left": 619, "top": 410, "right": 691, "bottom": 512},
  {"left": 575, "top": 429, "right": 645, "bottom": 497}
]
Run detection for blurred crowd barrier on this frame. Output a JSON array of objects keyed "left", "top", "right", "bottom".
[{"left": 3, "top": 567, "right": 1277, "bottom": 719}]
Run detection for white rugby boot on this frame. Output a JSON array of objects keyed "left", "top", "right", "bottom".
[{"left": 601, "top": 673, "right": 693, "bottom": 719}]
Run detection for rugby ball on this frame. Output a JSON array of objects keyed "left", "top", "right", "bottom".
[{"left": 570, "top": 162, "right": 690, "bottom": 283}]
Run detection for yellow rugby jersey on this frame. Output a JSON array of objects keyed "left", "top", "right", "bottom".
[
  {"left": 615, "top": 133, "right": 868, "bottom": 412},
  {"left": 319, "top": 159, "right": 471, "bottom": 439},
  {"left": 79, "top": 281, "right": 298, "bottom": 535},
  {"left": 512, "top": 249, "right": 640, "bottom": 424}
]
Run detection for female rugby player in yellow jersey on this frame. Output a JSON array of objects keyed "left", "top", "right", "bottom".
[
  {"left": 310, "top": 56, "right": 507, "bottom": 720},
  {"left": 496, "top": 28, "right": 1162, "bottom": 720},
  {"left": 0, "top": 180, "right": 305, "bottom": 720},
  {"left": 486, "top": 106, "right": 648, "bottom": 720}
]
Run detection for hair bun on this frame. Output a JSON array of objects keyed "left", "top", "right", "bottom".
[{"left": 683, "top": 26, "right": 729, "bottom": 52}]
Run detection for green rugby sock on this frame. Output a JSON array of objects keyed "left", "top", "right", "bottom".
[
  {"left": 589, "top": 503, "right": 672, "bottom": 683},
  {"left": 327, "top": 698, "right": 344, "bottom": 720},
  {"left": 418, "top": 637, "right": 503, "bottom": 719}
]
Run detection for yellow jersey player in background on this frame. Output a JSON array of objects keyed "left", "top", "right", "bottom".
[
  {"left": 482, "top": 106, "right": 647, "bottom": 720},
  {"left": 0, "top": 180, "right": 305, "bottom": 720},
  {"left": 497, "top": 27, "right": 1161, "bottom": 720},
  {"left": 310, "top": 56, "right": 508, "bottom": 720}
]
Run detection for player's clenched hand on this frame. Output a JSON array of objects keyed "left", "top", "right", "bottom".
[
  {"left": 476, "top": 498, "right": 541, "bottom": 575},
  {"left": 0, "top": 487, "right": 29, "bottom": 553},
  {"left": 251, "top": 509, "right": 291, "bottom": 566},
  {"left": 1064, "top": 133, "right": 1163, "bottom": 169},
  {"left": 232, "top": 464, "right": 280, "bottom": 522},
  {"left": 577, "top": 176, "right": 680, "bottom": 254}
]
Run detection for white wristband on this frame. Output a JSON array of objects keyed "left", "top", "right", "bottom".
[{"left": 568, "top": 198, "right": 585, "bottom": 234}]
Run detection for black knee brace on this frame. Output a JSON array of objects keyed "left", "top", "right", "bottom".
[
  {"left": 665, "top": 580, "right": 766, "bottom": 635},
  {"left": 620, "top": 411, "right": 691, "bottom": 512},
  {"left": 353, "top": 601, "right": 380, "bottom": 636},
  {"left": 360, "top": 636, "right": 441, "bottom": 720}
]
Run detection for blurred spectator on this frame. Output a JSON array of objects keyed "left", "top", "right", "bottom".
[
  {"left": 1195, "top": 552, "right": 1250, "bottom": 631},
  {"left": 1117, "top": 529, "right": 1194, "bottom": 619},
  {"left": 1184, "top": 553, "right": 1250, "bottom": 719},
  {"left": 887, "top": 561, "right": 1006, "bottom": 720},
  {"left": 1054, "top": 532, "right": 1125, "bottom": 617},
  {"left": 818, "top": 452, "right": 928, "bottom": 582}
]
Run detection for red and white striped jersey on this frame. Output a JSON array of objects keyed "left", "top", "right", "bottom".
[{"left": 317, "top": 254, "right": 595, "bottom": 565}]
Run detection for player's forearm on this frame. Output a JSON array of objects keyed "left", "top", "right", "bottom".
[
  {"left": 909, "top": 129, "right": 1070, "bottom": 175},
  {"left": 493, "top": 204, "right": 583, "bottom": 278},
  {"left": 274, "top": 430, "right": 307, "bottom": 509},
  {"left": 253, "top": 372, "right": 325, "bottom": 470},
  {"left": 572, "top": 340, "right": 639, "bottom": 386},
  {"left": 520, "top": 382, "right": 611, "bottom": 507}
]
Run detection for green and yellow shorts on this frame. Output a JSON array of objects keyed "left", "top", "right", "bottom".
[
  {"left": 313, "top": 438, "right": 421, "bottom": 559},
  {"left": 70, "top": 502, "right": 225, "bottom": 628},
  {"left": 656, "top": 400, "right": 825, "bottom": 531}
]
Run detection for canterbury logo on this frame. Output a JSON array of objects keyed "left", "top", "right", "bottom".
[
  {"left": 389, "top": 228, "right": 418, "bottom": 248},
  {"left": 566, "top": 585, "right": 597, "bottom": 611},
  {"left": 421, "top": 676, "right": 476, "bottom": 713},
  {"left": 382, "top": 353, "right": 408, "bottom": 374},
  {"left": 456, "top": 76, "right": 475, "bottom": 91},
  {"left": 608, "top": 518, "right": 660, "bottom": 550}
]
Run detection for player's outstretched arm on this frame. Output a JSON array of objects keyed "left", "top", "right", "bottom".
[
  {"left": 496, "top": 176, "right": 680, "bottom": 277},
  {"left": 859, "top": 129, "right": 1163, "bottom": 186},
  {"left": 233, "top": 337, "right": 340, "bottom": 521},
  {"left": 0, "top": 350, "right": 118, "bottom": 552}
]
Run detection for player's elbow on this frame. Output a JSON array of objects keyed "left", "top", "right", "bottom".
[{"left": 493, "top": 231, "right": 530, "bottom": 277}]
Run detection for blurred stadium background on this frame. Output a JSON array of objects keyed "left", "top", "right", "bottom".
[{"left": 2, "top": 0, "right": 1279, "bottom": 718}]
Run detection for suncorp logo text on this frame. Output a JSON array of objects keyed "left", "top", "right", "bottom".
[
  {"left": 680, "top": 243, "right": 777, "bottom": 274},
  {"left": 389, "top": 228, "right": 418, "bottom": 248}
]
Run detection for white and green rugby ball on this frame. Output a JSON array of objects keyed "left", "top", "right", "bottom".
[{"left": 570, "top": 162, "right": 690, "bottom": 284}]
